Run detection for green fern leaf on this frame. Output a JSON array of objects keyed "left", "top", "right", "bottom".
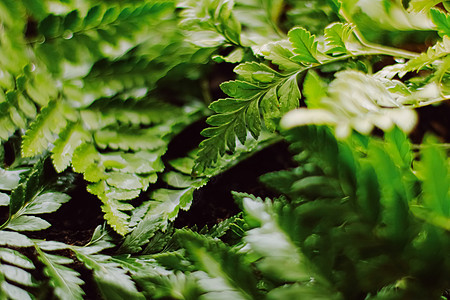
[
  {"left": 177, "top": 230, "right": 263, "bottom": 300},
  {"left": 52, "top": 123, "right": 91, "bottom": 172},
  {"left": 405, "top": 36, "right": 450, "bottom": 71},
  {"left": 384, "top": 127, "right": 413, "bottom": 169},
  {"left": 195, "top": 63, "right": 301, "bottom": 171},
  {"left": 235, "top": 194, "right": 313, "bottom": 282},
  {"left": 408, "top": 0, "right": 442, "bottom": 12},
  {"left": 134, "top": 270, "right": 202, "bottom": 300},
  {"left": 35, "top": 245, "right": 85, "bottom": 300},
  {"left": 71, "top": 245, "right": 143, "bottom": 299},
  {"left": 0, "top": 110, "right": 17, "bottom": 141},
  {"left": 22, "top": 100, "right": 78, "bottom": 157},
  {"left": 147, "top": 188, "right": 196, "bottom": 230},
  {"left": 324, "top": 22, "right": 354, "bottom": 55},
  {"left": 34, "top": 2, "right": 175, "bottom": 75},
  {"left": 84, "top": 99, "right": 184, "bottom": 128},
  {"left": 260, "top": 41, "right": 299, "bottom": 71},
  {"left": 303, "top": 70, "right": 327, "bottom": 108},
  {"left": 0, "top": 231, "right": 33, "bottom": 247},
  {"left": 0, "top": 265, "right": 35, "bottom": 287},
  {"left": 178, "top": 0, "right": 241, "bottom": 46},
  {"left": 118, "top": 214, "right": 163, "bottom": 254},
  {"left": 6, "top": 162, "right": 70, "bottom": 232},
  {"left": 0, "top": 248, "right": 34, "bottom": 270},
  {"left": 0, "top": 281, "right": 33, "bottom": 300},
  {"left": 0, "top": 245, "right": 36, "bottom": 299},
  {"left": 288, "top": 27, "right": 321, "bottom": 64},
  {"left": 88, "top": 181, "right": 134, "bottom": 235},
  {"left": 356, "top": 162, "right": 381, "bottom": 224},
  {"left": 6, "top": 216, "right": 50, "bottom": 231},
  {"left": 368, "top": 142, "right": 411, "bottom": 244},
  {"left": 413, "top": 136, "right": 450, "bottom": 228},
  {"left": 94, "top": 127, "right": 166, "bottom": 151},
  {"left": 430, "top": 8, "right": 450, "bottom": 37},
  {"left": 0, "top": 168, "right": 24, "bottom": 191},
  {"left": 281, "top": 70, "right": 417, "bottom": 138}
]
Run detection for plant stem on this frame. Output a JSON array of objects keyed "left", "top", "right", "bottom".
[{"left": 340, "top": 9, "right": 419, "bottom": 60}]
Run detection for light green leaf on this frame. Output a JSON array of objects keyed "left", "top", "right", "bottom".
[
  {"left": 324, "top": 22, "right": 354, "bottom": 55},
  {"left": 148, "top": 188, "right": 195, "bottom": 229},
  {"left": 71, "top": 247, "right": 143, "bottom": 299},
  {"left": 405, "top": 36, "right": 450, "bottom": 72},
  {"left": 22, "top": 101, "right": 77, "bottom": 157},
  {"left": 6, "top": 215, "right": 51, "bottom": 231},
  {"left": 0, "top": 169, "right": 24, "bottom": 190},
  {"left": 35, "top": 240, "right": 70, "bottom": 251},
  {"left": 288, "top": 27, "right": 320, "bottom": 64},
  {"left": 240, "top": 196, "right": 312, "bottom": 282},
  {"left": 106, "top": 173, "right": 145, "bottom": 190},
  {"left": 281, "top": 71, "right": 417, "bottom": 137},
  {"left": 0, "top": 231, "right": 32, "bottom": 247},
  {"left": 0, "top": 248, "right": 34, "bottom": 269},
  {"left": 303, "top": 71, "right": 327, "bottom": 108},
  {"left": 119, "top": 215, "right": 163, "bottom": 254},
  {"left": 278, "top": 75, "right": 301, "bottom": 113},
  {"left": 25, "top": 192, "right": 71, "bottom": 215},
  {"left": 220, "top": 81, "right": 262, "bottom": 99},
  {"left": 178, "top": 230, "right": 262, "bottom": 300},
  {"left": 1, "top": 281, "right": 33, "bottom": 300},
  {"left": 260, "top": 41, "right": 299, "bottom": 71},
  {"left": 430, "top": 8, "right": 450, "bottom": 37},
  {"left": 36, "top": 248, "right": 85, "bottom": 300},
  {"left": 52, "top": 123, "right": 91, "bottom": 172},
  {"left": 418, "top": 136, "right": 450, "bottom": 218},
  {"left": 0, "top": 265, "right": 34, "bottom": 287},
  {"left": 408, "top": 0, "right": 442, "bottom": 12}
]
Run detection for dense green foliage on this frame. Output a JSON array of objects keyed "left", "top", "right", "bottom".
[{"left": 1, "top": 0, "right": 450, "bottom": 298}]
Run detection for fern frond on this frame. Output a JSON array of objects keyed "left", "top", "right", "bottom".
[
  {"left": 52, "top": 123, "right": 91, "bottom": 172},
  {"left": 177, "top": 230, "right": 263, "bottom": 300},
  {"left": 178, "top": 0, "right": 242, "bottom": 47},
  {"left": 430, "top": 8, "right": 450, "bottom": 37},
  {"left": 405, "top": 36, "right": 450, "bottom": 72},
  {"left": 324, "top": 22, "right": 356, "bottom": 55},
  {"left": 234, "top": 193, "right": 317, "bottom": 283},
  {"left": 0, "top": 233, "right": 35, "bottom": 300},
  {"left": 289, "top": 27, "right": 321, "bottom": 64},
  {"left": 146, "top": 187, "right": 197, "bottom": 231},
  {"left": 84, "top": 98, "right": 183, "bottom": 128},
  {"left": 407, "top": 0, "right": 442, "bottom": 12},
  {"left": 70, "top": 244, "right": 143, "bottom": 299},
  {"left": 281, "top": 70, "right": 418, "bottom": 138},
  {"left": 94, "top": 127, "right": 167, "bottom": 151},
  {"left": 34, "top": 243, "right": 85, "bottom": 300},
  {"left": 33, "top": 2, "right": 175, "bottom": 75},
  {"left": 411, "top": 136, "right": 450, "bottom": 230},
  {"left": 2, "top": 158, "right": 71, "bottom": 232},
  {"left": 22, "top": 101, "right": 78, "bottom": 157},
  {"left": 195, "top": 62, "right": 300, "bottom": 172}
]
